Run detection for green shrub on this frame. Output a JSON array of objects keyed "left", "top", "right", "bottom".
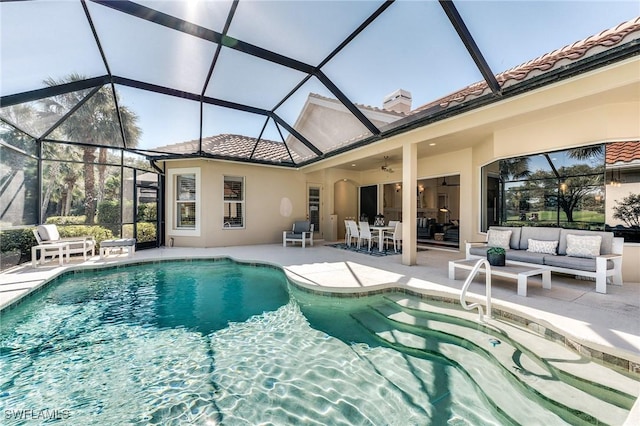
[
  {"left": 137, "top": 203, "right": 157, "bottom": 221},
  {"left": 57, "top": 225, "right": 115, "bottom": 245},
  {"left": 122, "top": 222, "right": 157, "bottom": 243},
  {"left": 0, "top": 228, "right": 37, "bottom": 257},
  {"left": 137, "top": 222, "right": 157, "bottom": 243},
  {"left": 97, "top": 200, "right": 122, "bottom": 235},
  {"left": 45, "top": 216, "right": 87, "bottom": 225}
]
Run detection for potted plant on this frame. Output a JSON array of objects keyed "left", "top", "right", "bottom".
[{"left": 486, "top": 246, "right": 506, "bottom": 266}]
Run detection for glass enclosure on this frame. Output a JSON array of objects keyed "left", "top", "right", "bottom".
[{"left": 481, "top": 142, "right": 640, "bottom": 242}]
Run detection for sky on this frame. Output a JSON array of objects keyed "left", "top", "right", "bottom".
[{"left": 1, "top": 0, "right": 639, "bottom": 150}]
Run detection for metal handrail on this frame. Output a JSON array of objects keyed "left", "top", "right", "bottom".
[{"left": 460, "top": 258, "right": 492, "bottom": 322}]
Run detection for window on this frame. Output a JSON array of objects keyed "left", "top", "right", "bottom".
[
  {"left": 223, "top": 176, "right": 244, "bottom": 228},
  {"left": 176, "top": 174, "right": 196, "bottom": 228},
  {"left": 168, "top": 168, "right": 200, "bottom": 236},
  {"left": 480, "top": 142, "right": 640, "bottom": 243}
]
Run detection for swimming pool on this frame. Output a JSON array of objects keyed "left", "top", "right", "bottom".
[{"left": 0, "top": 259, "right": 636, "bottom": 425}]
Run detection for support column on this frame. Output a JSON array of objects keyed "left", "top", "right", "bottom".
[{"left": 402, "top": 142, "right": 417, "bottom": 265}]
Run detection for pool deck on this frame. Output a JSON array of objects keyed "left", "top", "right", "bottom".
[{"left": 2, "top": 243, "right": 639, "bottom": 366}]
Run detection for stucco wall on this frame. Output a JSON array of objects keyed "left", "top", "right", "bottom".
[
  {"left": 165, "top": 160, "right": 308, "bottom": 247},
  {"left": 470, "top": 105, "right": 640, "bottom": 282}
]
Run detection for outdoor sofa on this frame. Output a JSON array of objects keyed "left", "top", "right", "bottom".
[{"left": 466, "top": 226, "right": 624, "bottom": 294}]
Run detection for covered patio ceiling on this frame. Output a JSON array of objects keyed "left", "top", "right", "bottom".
[{"left": 1, "top": 1, "right": 639, "bottom": 168}]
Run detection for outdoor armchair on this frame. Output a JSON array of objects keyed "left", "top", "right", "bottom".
[{"left": 283, "top": 221, "right": 314, "bottom": 248}]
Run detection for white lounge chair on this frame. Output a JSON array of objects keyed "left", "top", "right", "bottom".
[
  {"left": 32, "top": 224, "right": 96, "bottom": 262},
  {"left": 283, "top": 221, "right": 314, "bottom": 248}
]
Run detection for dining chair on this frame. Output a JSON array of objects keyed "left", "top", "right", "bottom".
[
  {"left": 383, "top": 221, "right": 403, "bottom": 252},
  {"left": 344, "top": 220, "right": 351, "bottom": 245},
  {"left": 346, "top": 220, "right": 360, "bottom": 247},
  {"left": 358, "top": 221, "right": 379, "bottom": 251}
]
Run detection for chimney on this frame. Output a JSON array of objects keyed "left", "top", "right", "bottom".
[{"left": 383, "top": 89, "right": 412, "bottom": 114}]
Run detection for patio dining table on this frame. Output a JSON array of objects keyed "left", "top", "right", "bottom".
[{"left": 370, "top": 225, "right": 395, "bottom": 252}]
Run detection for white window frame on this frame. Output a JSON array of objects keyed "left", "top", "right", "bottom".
[
  {"left": 167, "top": 167, "right": 201, "bottom": 236},
  {"left": 223, "top": 175, "right": 245, "bottom": 229}
]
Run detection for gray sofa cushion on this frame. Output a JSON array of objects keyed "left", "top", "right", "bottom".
[
  {"left": 519, "top": 227, "right": 561, "bottom": 250},
  {"left": 505, "top": 250, "right": 546, "bottom": 265},
  {"left": 558, "top": 229, "right": 614, "bottom": 255},
  {"left": 292, "top": 221, "right": 311, "bottom": 234},
  {"left": 469, "top": 246, "right": 490, "bottom": 257},
  {"left": 488, "top": 226, "right": 522, "bottom": 249},
  {"left": 543, "top": 255, "right": 614, "bottom": 272}
]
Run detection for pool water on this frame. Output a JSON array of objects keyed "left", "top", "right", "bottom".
[{"left": 0, "top": 260, "right": 633, "bottom": 425}]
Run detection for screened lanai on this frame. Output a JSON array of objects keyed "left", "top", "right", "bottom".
[{"left": 1, "top": 1, "right": 639, "bottom": 263}]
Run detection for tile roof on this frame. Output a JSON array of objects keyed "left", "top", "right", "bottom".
[
  {"left": 155, "top": 134, "right": 304, "bottom": 163},
  {"left": 413, "top": 17, "right": 640, "bottom": 113},
  {"left": 606, "top": 141, "right": 640, "bottom": 165}
]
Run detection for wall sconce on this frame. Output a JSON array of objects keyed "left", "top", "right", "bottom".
[
  {"left": 418, "top": 185, "right": 424, "bottom": 194},
  {"left": 395, "top": 183, "right": 401, "bottom": 192},
  {"left": 608, "top": 169, "right": 622, "bottom": 187}
]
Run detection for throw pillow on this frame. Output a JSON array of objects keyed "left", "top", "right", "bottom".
[
  {"left": 487, "top": 229, "right": 512, "bottom": 249},
  {"left": 526, "top": 239, "right": 558, "bottom": 255},
  {"left": 566, "top": 234, "right": 601, "bottom": 258}
]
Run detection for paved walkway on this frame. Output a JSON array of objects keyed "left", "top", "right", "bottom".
[{"left": 2, "top": 243, "right": 639, "bottom": 364}]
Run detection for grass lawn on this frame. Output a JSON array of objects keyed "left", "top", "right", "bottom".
[{"left": 506, "top": 210, "right": 605, "bottom": 224}]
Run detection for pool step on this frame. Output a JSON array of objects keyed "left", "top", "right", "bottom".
[
  {"left": 351, "top": 310, "right": 565, "bottom": 426},
  {"left": 352, "top": 297, "right": 637, "bottom": 426},
  {"left": 386, "top": 293, "right": 639, "bottom": 409}
]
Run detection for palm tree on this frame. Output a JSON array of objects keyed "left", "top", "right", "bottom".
[
  {"left": 43, "top": 74, "right": 141, "bottom": 223},
  {"left": 500, "top": 157, "right": 531, "bottom": 181},
  {"left": 567, "top": 145, "right": 604, "bottom": 160}
]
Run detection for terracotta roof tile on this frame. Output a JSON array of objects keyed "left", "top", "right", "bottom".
[
  {"left": 413, "top": 17, "right": 640, "bottom": 113},
  {"left": 606, "top": 141, "right": 640, "bottom": 165},
  {"left": 155, "top": 134, "right": 311, "bottom": 163}
]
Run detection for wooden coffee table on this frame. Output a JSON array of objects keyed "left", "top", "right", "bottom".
[{"left": 448, "top": 258, "right": 551, "bottom": 297}]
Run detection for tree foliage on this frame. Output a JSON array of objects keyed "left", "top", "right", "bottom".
[{"left": 613, "top": 193, "right": 640, "bottom": 228}]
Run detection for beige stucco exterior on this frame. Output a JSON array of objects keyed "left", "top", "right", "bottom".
[{"left": 161, "top": 56, "right": 640, "bottom": 282}]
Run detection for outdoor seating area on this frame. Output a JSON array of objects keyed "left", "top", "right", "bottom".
[
  {"left": 32, "top": 224, "right": 96, "bottom": 262},
  {"left": 466, "top": 226, "right": 624, "bottom": 294}
]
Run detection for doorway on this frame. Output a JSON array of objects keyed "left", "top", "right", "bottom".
[
  {"left": 359, "top": 185, "right": 377, "bottom": 223},
  {"left": 308, "top": 185, "right": 321, "bottom": 235}
]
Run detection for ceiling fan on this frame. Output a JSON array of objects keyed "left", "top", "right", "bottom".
[
  {"left": 440, "top": 176, "right": 460, "bottom": 186},
  {"left": 381, "top": 156, "right": 394, "bottom": 173}
]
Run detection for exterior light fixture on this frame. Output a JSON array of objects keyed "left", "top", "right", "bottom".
[{"left": 608, "top": 169, "right": 622, "bottom": 187}]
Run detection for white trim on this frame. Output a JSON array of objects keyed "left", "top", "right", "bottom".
[
  {"left": 222, "top": 175, "right": 245, "bottom": 229},
  {"left": 167, "top": 167, "right": 201, "bottom": 237}
]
